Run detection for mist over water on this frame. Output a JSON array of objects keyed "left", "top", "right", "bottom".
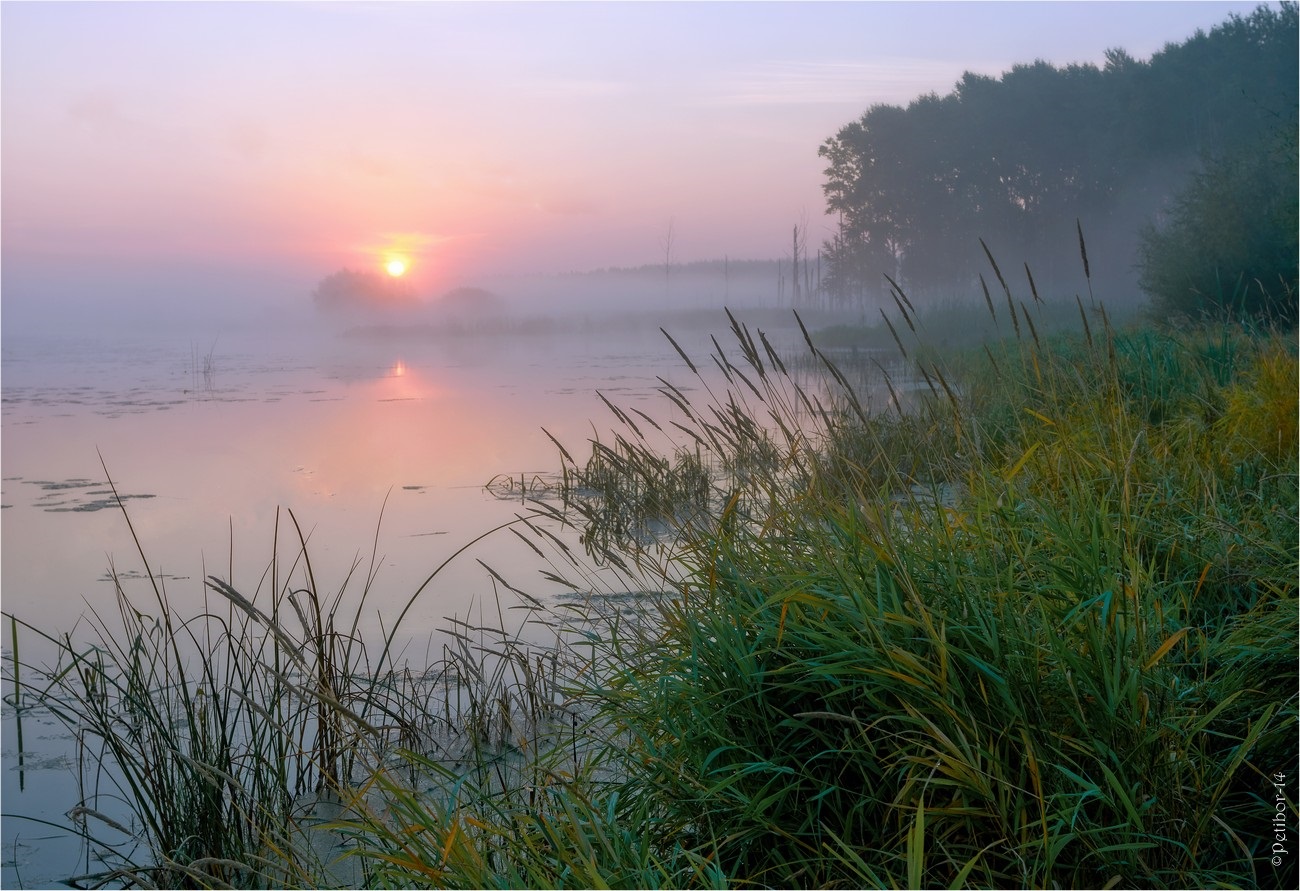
[
  {"left": 0, "top": 241, "right": 856, "bottom": 673},
  {"left": 0, "top": 308, "right": 758, "bottom": 885},
  {"left": 2, "top": 314, "right": 721, "bottom": 633}
]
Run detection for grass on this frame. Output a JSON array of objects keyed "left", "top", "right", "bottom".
[
  {"left": 6, "top": 482, "right": 391, "bottom": 887},
  {"left": 530, "top": 259, "right": 1296, "bottom": 887},
  {"left": 4, "top": 243, "right": 1296, "bottom": 888},
  {"left": 2, "top": 478, "right": 589, "bottom": 887}
]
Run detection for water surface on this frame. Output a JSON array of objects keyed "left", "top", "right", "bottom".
[{"left": 1, "top": 319, "right": 724, "bottom": 886}]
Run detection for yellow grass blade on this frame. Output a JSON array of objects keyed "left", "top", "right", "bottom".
[{"left": 1143, "top": 627, "right": 1190, "bottom": 672}]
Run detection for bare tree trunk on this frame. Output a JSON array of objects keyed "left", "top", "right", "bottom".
[
  {"left": 792, "top": 225, "right": 802, "bottom": 307},
  {"left": 805, "top": 254, "right": 812, "bottom": 309},
  {"left": 816, "top": 250, "right": 823, "bottom": 307},
  {"left": 660, "top": 218, "right": 675, "bottom": 299}
]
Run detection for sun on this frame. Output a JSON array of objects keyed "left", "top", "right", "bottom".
[{"left": 385, "top": 257, "right": 408, "bottom": 277}]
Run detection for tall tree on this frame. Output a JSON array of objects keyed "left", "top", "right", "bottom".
[{"left": 1138, "top": 123, "right": 1298, "bottom": 323}]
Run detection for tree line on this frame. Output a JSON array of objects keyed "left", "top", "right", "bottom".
[{"left": 819, "top": 2, "right": 1297, "bottom": 321}]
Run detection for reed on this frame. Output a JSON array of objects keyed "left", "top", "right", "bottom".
[
  {"left": 6, "top": 614, "right": 24, "bottom": 794},
  {"left": 2, "top": 483, "right": 574, "bottom": 887},
  {"left": 5, "top": 497, "right": 381, "bottom": 886},
  {"left": 3, "top": 486, "right": 644, "bottom": 887},
  {"left": 510, "top": 246, "right": 1296, "bottom": 888}
]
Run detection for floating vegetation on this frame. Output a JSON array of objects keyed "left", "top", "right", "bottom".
[
  {"left": 44, "top": 494, "right": 156, "bottom": 513},
  {"left": 96, "top": 568, "right": 189, "bottom": 583},
  {"left": 19, "top": 478, "right": 157, "bottom": 513},
  {"left": 25, "top": 477, "right": 102, "bottom": 491}
]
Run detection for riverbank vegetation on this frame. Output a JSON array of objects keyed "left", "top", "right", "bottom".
[
  {"left": 7, "top": 240, "right": 1295, "bottom": 887},
  {"left": 522, "top": 269, "right": 1297, "bottom": 888}
]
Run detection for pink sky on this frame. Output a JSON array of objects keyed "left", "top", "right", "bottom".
[{"left": 1, "top": 1, "right": 1260, "bottom": 326}]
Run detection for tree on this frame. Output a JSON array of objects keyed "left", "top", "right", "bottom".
[
  {"left": 818, "top": 2, "right": 1298, "bottom": 305},
  {"left": 312, "top": 268, "right": 416, "bottom": 314},
  {"left": 1138, "top": 126, "right": 1298, "bottom": 324}
]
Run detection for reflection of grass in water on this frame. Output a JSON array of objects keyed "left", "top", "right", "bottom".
[
  {"left": 3, "top": 246, "right": 1296, "bottom": 888},
  {"left": 485, "top": 472, "right": 563, "bottom": 502}
]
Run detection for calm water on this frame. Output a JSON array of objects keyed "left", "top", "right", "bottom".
[{"left": 0, "top": 318, "right": 734, "bottom": 887}]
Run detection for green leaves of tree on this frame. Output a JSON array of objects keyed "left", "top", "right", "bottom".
[{"left": 1138, "top": 128, "right": 1298, "bottom": 324}]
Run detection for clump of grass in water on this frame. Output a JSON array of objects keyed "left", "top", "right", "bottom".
[
  {"left": 5, "top": 481, "right": 395, "bottom": 887},
  {"left": 557, "top": 435, "right": 712, "bottom": 562},
  {"left": 3, "top": 472, "right": 599, "bottom": 888}
]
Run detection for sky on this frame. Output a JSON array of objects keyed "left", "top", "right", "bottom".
[{"left": 1, "top": 0, "right": 1263, "bottom": 329}]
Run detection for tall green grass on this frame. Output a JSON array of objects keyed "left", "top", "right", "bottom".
[{"left": 523, "top": 261, "right": 1297, "bottom": 887}]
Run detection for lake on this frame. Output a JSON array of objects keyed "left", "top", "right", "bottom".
[{"left": 2, "top": 312, "right": 779, "bottom": 887}]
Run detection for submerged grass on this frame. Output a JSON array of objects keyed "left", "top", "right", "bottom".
[{"left": 4, "top": 243, "right": 1296, "bottom": 888}]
